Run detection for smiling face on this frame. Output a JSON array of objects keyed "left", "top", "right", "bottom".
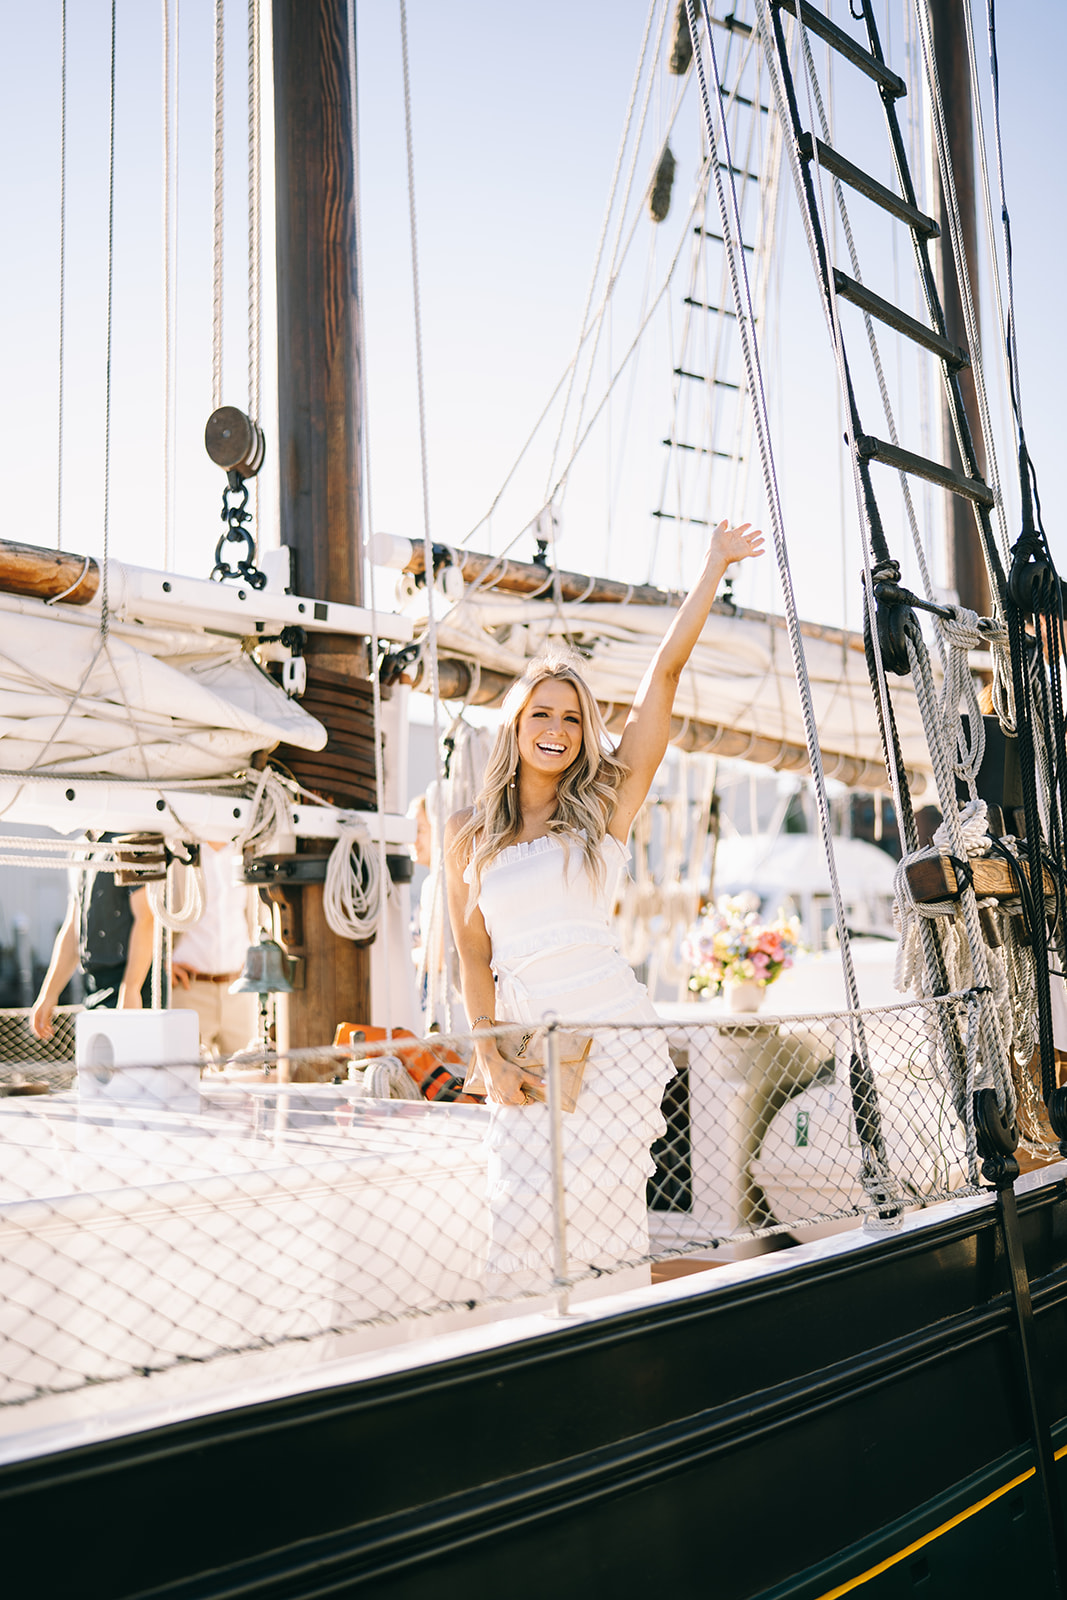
[{"left": 515, "top": 676, "right": 584, "bottom": 781}]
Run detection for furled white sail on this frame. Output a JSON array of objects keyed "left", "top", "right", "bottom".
[{"left": 0, "top": 594, "right": 327, "bottom": 781}]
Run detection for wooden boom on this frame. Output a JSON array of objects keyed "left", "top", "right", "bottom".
[
  {"left": 390, "top": 536, "right": 865, "bottom": 652},
  {"left": 412, "top": 656, "right": 924, "bottom": 796},
  {"left": 0, "top": 538, "right": 99, "bottom": 605}
]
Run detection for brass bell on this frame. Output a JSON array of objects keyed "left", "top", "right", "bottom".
[{"left": 230, "top": 934, "right": 294, "bottom": 994}]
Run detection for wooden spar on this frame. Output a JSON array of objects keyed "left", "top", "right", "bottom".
[
  {"left": 930, "top": 0, "right": 990, "bottom": 616},
  {"left": 387, "top": 536, "right": 869, "bottom": 653},
  {"left": 396, "top": 541, "right": 680, "bottom": 608},
  {"left": 905, "top": 854, "right": 1054, "bottom": 904},
  {"left": 410, "top": 656, "right": 924, "bottom": 796},
  {"left": 272, "top": 0, "right": 369, "bottom": 1051},
  {"left": 0, "top": 539, "right": 99, "bottom": 605}
]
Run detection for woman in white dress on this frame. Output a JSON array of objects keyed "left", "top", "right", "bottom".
[{"left": 445, "top": 520, "right": 763, "bottom": 1289}]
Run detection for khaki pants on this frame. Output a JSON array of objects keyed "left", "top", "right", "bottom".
[{"left": 180, "top": 979, "right": 257, "bottom": 1060}]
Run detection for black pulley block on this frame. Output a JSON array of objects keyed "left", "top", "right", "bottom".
[
  {"left": 1008, "top": 535, "right": 1058, "bottom": 616},
  {"left": 973, "top": 1086, "right": 1019, "bottom": 1158},
  {"left": 1046, "top": 1085, "right": 1067, "bottom": 1147},
  {"left": 875, "top": 593, "right": 920, "bottom": 677}
]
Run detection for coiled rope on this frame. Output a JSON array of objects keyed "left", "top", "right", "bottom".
[{"left": 323, "top": 817, "right": 382, "bottom": 943}]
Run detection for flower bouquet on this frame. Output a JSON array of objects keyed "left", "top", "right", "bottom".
[{"left": 682, "top": 893, "right": 801, "bottom": 1007}]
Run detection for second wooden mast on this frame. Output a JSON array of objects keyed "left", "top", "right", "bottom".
[{"left": 272, "top": 0, "right": 372, "bottom": 1045}]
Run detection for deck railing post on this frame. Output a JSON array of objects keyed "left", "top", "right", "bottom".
[{"left": 545, "top": 1019, "right": 570, "bottom": 1316}]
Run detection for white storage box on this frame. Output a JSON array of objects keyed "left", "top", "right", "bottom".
[{"left": 76, "top": 1009, "right": 201, "bottom": 1111}]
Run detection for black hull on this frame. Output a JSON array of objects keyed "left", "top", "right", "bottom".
[{"left": 5, "top": 1173, "right": 1067, "bottom": 1599}]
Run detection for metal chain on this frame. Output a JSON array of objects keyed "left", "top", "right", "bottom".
[{"left": 212, "top": 475, "right": 266, "bottom": 587}]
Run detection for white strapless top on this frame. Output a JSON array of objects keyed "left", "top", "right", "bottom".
[{"left": 467, "top": 832, "right": 652, "bottom": 1025}]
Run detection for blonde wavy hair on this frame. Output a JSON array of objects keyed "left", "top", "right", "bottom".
[{"left": 453, "top": 647, "right": 628, "bottom": 914}]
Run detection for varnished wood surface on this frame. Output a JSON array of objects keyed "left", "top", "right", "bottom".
[
  {"left": 905, "top": 853, "right": 1054, "bottom": 903},
  {"left": 0, "top": 538, "right": 99, "bottom": 605},
  {"left": 273, "top": 0, "right": 370, "bottom": 1042}
]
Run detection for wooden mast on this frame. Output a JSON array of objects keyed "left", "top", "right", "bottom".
[
  {"left": 930, "top": 0, "right": 989, "bottom": 616},
  {"left": 272, "top": 0, "right": 370, "bottom": 1048}
]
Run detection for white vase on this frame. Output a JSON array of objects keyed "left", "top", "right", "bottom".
[{"left": 725, "top": 979, "right": 765, "bottom": 1014}]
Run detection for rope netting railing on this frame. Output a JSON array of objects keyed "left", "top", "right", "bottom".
[
  {"left": 0, "top": 1007, "right": 77, "bottom": 1091},
  {"left": 0, "top": 996, "right": 1013, "bottom": 1413}
]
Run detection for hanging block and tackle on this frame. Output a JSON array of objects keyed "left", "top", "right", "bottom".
[{"left": 205, "top": 406, "right": 268, "bottom": 589}]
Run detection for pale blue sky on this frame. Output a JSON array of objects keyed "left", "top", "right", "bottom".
[{"left": 0, "top": 2, "right": 1063, "bottom": 632}]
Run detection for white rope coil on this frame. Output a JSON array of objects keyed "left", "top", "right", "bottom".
[
  {"left": 146, "top": 853, "right": 206, "bottom": 932},
  {"left": 352, "top": 1056, "right": 421, "bottom": 1101},
  {"left": 323, "top": 817, "right": 383, "bottom": 942},
  {"left": 233, "top": 765, "right": 292, "bottom": 855}
]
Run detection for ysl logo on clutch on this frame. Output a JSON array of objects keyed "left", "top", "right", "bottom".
[{"left": 515, "top": 1031, "right": 534, "bottom": 1059}]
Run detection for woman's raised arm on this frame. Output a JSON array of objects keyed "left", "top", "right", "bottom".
[{"left": 609, "top": 520, "right": 763, "bottom": 840}]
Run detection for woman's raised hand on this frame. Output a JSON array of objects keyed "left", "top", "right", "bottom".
[{"left": 708, "top": 519, "right": 765, "bottom": 567}]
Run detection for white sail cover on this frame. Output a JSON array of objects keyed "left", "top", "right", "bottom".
[
  {"left": 432, "top": 596, "right": 936, "bottom": 782},
  {"left": 0, "top": 598, "right": 326, "bottom": 781}
]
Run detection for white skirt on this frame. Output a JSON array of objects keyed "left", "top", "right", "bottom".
[{"left": 484, "top": 951, "right": 675, "bottom": 1287}]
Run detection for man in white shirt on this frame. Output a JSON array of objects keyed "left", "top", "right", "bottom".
[{"left": 171, "top": 842, "right": 258, "bottom": 1059}]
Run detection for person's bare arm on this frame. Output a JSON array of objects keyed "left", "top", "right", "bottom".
[
  {"left": 444, "top": 812, "right": 543, "bottom": 1107},
  {"left": 610, "top": 521, "right": 764, "bottom": 840},
  {"left": 30, "top": 898, "right": 80, "bottom": 1041},
  {"left": 118, "top": 887, "right": 155, "bottom": 1009}
]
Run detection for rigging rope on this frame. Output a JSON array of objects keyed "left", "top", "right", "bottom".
[
  {"left": 212, "top": 0, "right": 225, "bottom": 414},
  {"left": 546, "top": 0, "right": 674, "bottom": 511},
  {"left": 542, "top": 0, "right": 663, "bottom": 502},
  {"left": 349, "top": 0, "right": 394, "bottom": 1030},
  {"left": 56, "top": 0, "right": 68, "bottom": 554},
  {"left": 399, "top": 0, "right": 449, "bottom": 1022},
  {"left": 161, "top": 0, "right": 178, "bottom": 573},
  {"left": 146, "top": 854, "right": 206, "bottom": 931},
  {"left": 247, "top": 0, "right": 262, "bottom": 428},
  {"left": 910, "top": 0, "right": 1009, "bottom": 575},
  {"left": 796, "top": 22, "right": 939, "bottom": 635},
  {"left": 764, "top": 3, "right": 1017, "bottom": 1152},
  {"left": 100, "top": 0, "right": 117, "bottom": 643},
  {"left": 959, "top": 0, "right": 1017, "bottom": 545},
  {"left": 693, "top": 2, "right": 890, "bottom": 1141}
]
